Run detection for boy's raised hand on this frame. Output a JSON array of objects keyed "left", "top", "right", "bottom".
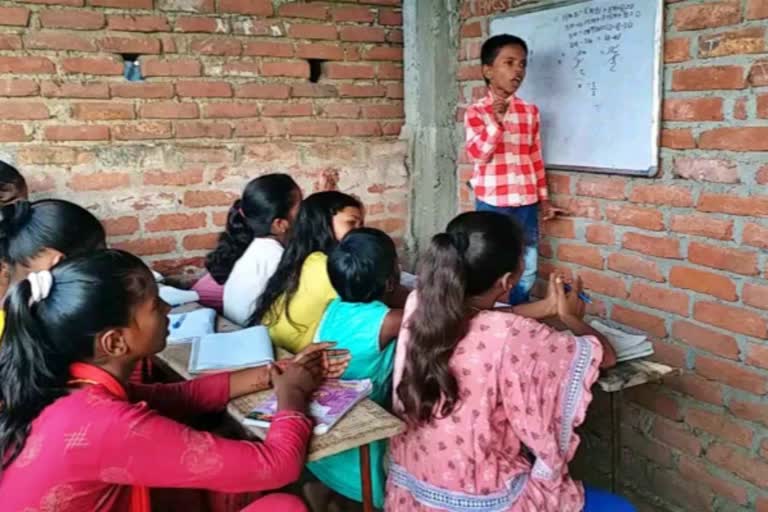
[{"left": 541, "top": 200, "right": 567, "bottom": 221}]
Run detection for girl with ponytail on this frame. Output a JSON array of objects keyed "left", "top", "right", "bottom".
[
  {"left": 0, "top": 249, "right": 349, "bottom": 512},
  {"left": 387, "top": 212, "right": 630, "bottom": 512}
]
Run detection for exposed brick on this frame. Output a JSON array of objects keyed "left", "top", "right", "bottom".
[
  {"left": 244, "top": 41, "right": 294, "bottom": 57},
  {"left": 325, "top": 63, "right": 375, "bottom": 79},
  {"left": 653, "top": 340, "right": 688, "bottom": 368},
  {"left": 323, "top": 103, "right": 360, "bottom": 119},
  {"left": 219, "top": 62, "right": 262, "bottom": 76},
  {"left": 17, "top": 146, "right": 86, "bottom": 165},
  {"left": 630, "top": 282, "right": 689, "bottom": 316},
  {"left": 114, "top": 237, "right": 176, "bottom": 257},
  {"left": 747, "top": 343, "right": 768, "bottom": 371},
  {"left": 665, "top": 37, "right": 690, "bottom": 62},
  {"left": 0, "top": 56, "right": 56, "bottom": 75},
  {"left": 556, "top": 243, "right": 603, "bottom": 269},
  {"left": 585, "top": 224, "right": 614, "bottom": 245},
  {"left": 613, "top": 305, "right": 667, "bottom": 338},
  {"left": 377, "top": 63, "right": 403, "bottom": 80},
  {"left": 340, "top": 26, "right": 386, "bottom": 42},
  {"left": 749, "top": 59, "right": 768, "bottom": 86},
  {"left": 262, "top": 103, "right": 313, "bottom": 117},
  {"left": 664, "top": 97, "right": 723, "bottom": 121},
  {"left": 98, "top": 36, "right": 161, "bottom": 55},
  {"left": 630, "top": 184, "right": 693, "bottom": 207},
  {"left": 219, "top": 0, "right": 272, "bottom": 15},
  {"left": 111, "top": 83, "right": 173, "bottom": 100},
  {"left": 699, "top": 27, "right": 765, "bottom": 58},
  {"left": 661, "top": 128, "right": 696, "bottom": 149},
  {"left": 458, "top": 64, "right": 483, "bottom": 81},
  {"left": 673, "top": 157, "right": 739, "bottom": 184},
  {"left": 669, "top": 267, "right": 737, "bottom": 302},
  {"left": 183, "top": 233, "right": 219, "bottom": 250},
  {"left": 381, "top": 122, "right": 403, "bottom": 136},
  {"left": 103, "top": 216, "right": 140, "bottom": 237},
  {"left": 236, "top": 83, "right": 291, "bottom": 99},
  {"left": 44, "top": 125, "right": 109, "bottom": 141},
  {"left": 0, "top": 6, "right": 30, "bottom": 26},
  {"left": 203, "top": 103, "right": 261, "bottom": 119},
  {"left": 175, "top": 121, "right": 232, "bottom": 139},
  {"left": 652, "top": 418, "right": 701, "bottom": 456},
  {"left": 0, "top": 79, "right": 38, "bottom": 97},
  {"left": 190, "top": 36, "right": 241, "bottom": 56},
  {"left": 107, "top": 14, "right": 170, "bottom": 32},
  {"left": 145, "top": 212, "right": 206, "bottom": 232},
  {"left": 744, "top": 283, "right": 768, "bottom": 311},
  {"left": 279, "top": 2, "right": 328, "bottom": 19},
  {"left": 39, "top": 9, "right": 103, "bottom": 29},
  {"left": 184, "top": 190, "right": 238, "bottom": 208},
  {"left": 678, "top": 456, "right": 749, "bottom": 505},
  {"left": 674, "top": 1, "right": 742, "bottom": 30},
  {"left": 673, "top": 320, "right": 740, "bottom": 359},
  {"left": 700, "top": 127, "right": 768, "bottom": 151},
  {"left": 26, "top": 31, "right": 98, "bottom": 51},
  {"left": 68, "top": 172, "right": 130, "bottom": 191},
  {"left": 337, "top": 121, "right": 381, "bottom": 137},
  {"left": 698, "top": 193, "right": 768, "bottom": 217},
  {"left": 332, "top": 6, "right": 374, "bottom": 22},
  {"left": 688, "top": 242, "right": 758, "bottom": 275},
  {"left": 288, "top": 23, "right": 337, "bottom": 40},
  {"left": 294, "top": 43, "right": 342, "bottom": 60},
  {"left": 622, "top": 232, "right": 681, "bottom": 259},
  {"left": 261, "top": 61, "right": 310, "bottom": 78},
  {"left": 113, "top": 122, "right": 172, "bottom": 141},
  {"left": 540, "top": 218, "right": 575, "bottom": 239},
  {"left": 672, "top": 66, "right": 745, "bottom": 91},
  {"left": 759, "top": 94, "right": 768, "bottom": 119},
  {"left": 608, "top": 253, "right": 665, "bottom": 283},
  {"left": 176, "top": 81, "right": 233, "bottom": 98},
  {"left": 232, "top": 120, "right": 267, "bottom": 137},
  {"left": 734, "top": 96, "right": 748, "bottom": 119},
  {"left": 364, "top": 46, "right": 403, "bottom": 61},
  {"left": 706, "top": 443, "right": 768, "bottom": 488},
  {"left": 667, "top": 373, "right": 724, "bottom": 405},
  {"left": 575, "top": 178, "right": 626, "bottom": 199},
  {"left": 175, "top": 16, "right": 226, "bottom": 33},
  {"left": 41, "top": 81, "right": 109, "bottom": 99},
  {"left": 379, "top": 8, "right": 402, "bottom": 26},
  {"left": 626, "top": 384, "right": 680, "bottom": 420},
  {"left": 606, "top": 205, "right": 664, "bottom": 231},
  {"left": 142, "top": 58, "right": 202, "bottom": 77},
  {"left": 61, "top": 57, "right": 123, "bottom": 76},
  {"left": 0, "top": 125, "right": 30, "bottom": 142},
  {"left": 338, "top": 84, "right": 386, "bottom": 97},
  {"left": 362, "top": 104, "right": 403, "bottom": 119},
  {"left": 386, "top": 83, "right": 404, "bottom": 99},
  {"left": 748, "top": 0, "right": 768, "bottom": 19},
  {"left": 0, "top": 101, "right": 49, "bottom": 120},
  {"left": 579, "top": 269, "right": 627, "bottom": 299},
  {"left": 744, "top": 223, "right": 768, "bottom": 250},
  {"left": 0, "top": 34, "right": 22, "bottom": 51},
  {"left": 140, "top": 102, "right": 199, "bottom": 119},
  {"left": 729, "top": 399, "right": 768, "bottom": 427},
  {"left": 695, "top": 302, "right": 768, "bottom": 339}
]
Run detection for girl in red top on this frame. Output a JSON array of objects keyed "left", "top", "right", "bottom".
[{"left": 0, "top": 249, "right": 349, "bottom": 512}]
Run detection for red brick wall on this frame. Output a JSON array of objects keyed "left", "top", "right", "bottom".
[
  {"left": 0, "top": 0, "right": 406, "bottom": 279},
  {"left": 458, "top": 1, "right": 768, "bottom": 510}
]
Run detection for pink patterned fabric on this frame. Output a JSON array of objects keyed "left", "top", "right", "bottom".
[
  {"left": 192, "top": 272, "right": 224, "bottom": 312},
  {"left": 386, "top": 293, "right": 603, "bottom": 512},
  {"left": 0, "top": 373, "right": 312, "bottom": 512}
]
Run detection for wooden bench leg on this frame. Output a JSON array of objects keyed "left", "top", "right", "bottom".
[
  {"left": 609, "top": 390, "right": 623, "bottom": 493},
  {"left": 360, "top": 444, "right": 374, "bottom": 512}
]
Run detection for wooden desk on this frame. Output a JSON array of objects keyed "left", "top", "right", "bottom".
[
  {"left": 597, "top": 359, "right": 682, "bottom": 492},
  {"left": 155, "top": 305, "right": 405, "bottom": 511}
]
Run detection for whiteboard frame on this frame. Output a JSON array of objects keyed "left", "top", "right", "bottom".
[{"left": 489, "top": 0, "right": 664, "bottom": 178}]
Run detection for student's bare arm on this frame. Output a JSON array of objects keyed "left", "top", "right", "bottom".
[{"left": 379, "top": 309, "right": 404, "bottom": 350}]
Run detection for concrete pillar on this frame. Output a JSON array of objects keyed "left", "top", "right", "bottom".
[{"left": 403, "top": 0, "right": 460, "bottom": 264}]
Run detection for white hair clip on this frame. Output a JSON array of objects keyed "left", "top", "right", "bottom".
[{"left": 28, "top": 270, "right": 53, "bottom": 306}]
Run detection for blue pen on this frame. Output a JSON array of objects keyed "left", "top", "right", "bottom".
[
  {"left": 172, "top": 313, "right": 187, "bottom": 330},
  {"left": 563, "top": 283, "right": 593, "bottom": 304}
]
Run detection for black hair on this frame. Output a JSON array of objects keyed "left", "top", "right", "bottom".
[
  {"left": 328, "top": 227, "right": 398, "bottom": 303},
  {"left": 0, "top": 161, "right": 27, "bottom": 205},
  {"left": 397, "top": 211, "right": 525, "bottom": 425},
  {"left": 0, "top": 200, "right": 106, "bottom": 273},
  {"left": 205, "top": 174, "right": 300, "bottom": 285},
  {"left": 481, "top": 34, "right": 529, "bottom": 85},
  {"left": 249, "top": 191, "right": 363, "bottom": 328},
  {"left": 0, "top": 249, "right": 154, "bottom": 471}
]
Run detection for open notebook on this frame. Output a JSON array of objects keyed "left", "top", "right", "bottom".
[
  {"left": 561, "top": 321, "right": 653, "bottom": 363},
  {"left": 243, "top": 379, "right": 372, "bottom": 435},
  {"left": 189, "top": 326, "right": 274, "bottom": 374},
  {"left": 167, "top": 308, "right": 216, "bottom": 345}
]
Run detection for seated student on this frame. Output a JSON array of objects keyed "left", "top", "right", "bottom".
[
  {"left": 305, "top": 228, "right": 403, "bottom": 510},
  {"left": 250, "top": 191, "right": 363, "bottom": 353},
  {"left": 0, "top": 199, "right": 105, "bottom": 343},
  {"left": 0, "top": 161, "right": 28, "bottom": 301},
  {"left": 201, "top": 174, "right": 302, "bottom": 326},
  {"left": 387, "top": 211, "right": 629, "bottom": 512},
  {"left": 0, "top": 249, "right": 350, "bottom": 512}
]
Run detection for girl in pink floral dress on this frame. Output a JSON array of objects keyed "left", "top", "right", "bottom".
[{"left": 387, "top": 211, "right": 634, "bottom": 512}]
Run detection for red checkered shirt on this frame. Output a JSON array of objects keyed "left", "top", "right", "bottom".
[{"left": 464, "top": 93, "right": 548, "bottom": 207}]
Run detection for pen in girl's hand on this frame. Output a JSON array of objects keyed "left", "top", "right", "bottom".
[
  {"left": 563, "top": 283, "right": 592, "bottom": 304},
  {"left": 172, "top": 313, "right": 187, "bottom": 330}
]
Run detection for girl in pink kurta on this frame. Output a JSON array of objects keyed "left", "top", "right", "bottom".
[
  {"left": 0, "top": 249, "right": 349, "bottom": 512},
  {"left": 387, "top": 211, "right": 632, "bottom": 512}
]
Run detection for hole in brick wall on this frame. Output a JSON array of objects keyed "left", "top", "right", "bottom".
[
  {"left": 120, "top": 53, "right": 143, "bottom": 82},
  {"left": 307, "top": 59, "right": 325, "bottom": 83}
]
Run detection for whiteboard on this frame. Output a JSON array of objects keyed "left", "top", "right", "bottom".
[{"left": 490, "top": 0, "right": 663, "bottom": 176}]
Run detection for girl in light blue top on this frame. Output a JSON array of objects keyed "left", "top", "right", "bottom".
[{"left": 306, "top": 227, "right": 403, "bottom": 510}]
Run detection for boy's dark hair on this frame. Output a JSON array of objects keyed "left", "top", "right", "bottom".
[
  {"left": 480, "top": 34, "right": 529, "bottom": 85},
  {"left": 0, "top": 162, "right": 27, "bottom": 205},
  {"left": 328, "top": 227, "right": 397, "bottom": 304}
]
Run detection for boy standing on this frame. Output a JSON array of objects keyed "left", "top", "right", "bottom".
[{"left": 465, "top": 34, "right": 563, "bottom": 305}]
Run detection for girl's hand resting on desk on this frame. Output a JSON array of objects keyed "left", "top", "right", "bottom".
[
  {"left": 271, "top": 362, "right": 318, "bottom": 413},
  {"left": 292, "top": 342, "right": 351, "bottom": 380}
]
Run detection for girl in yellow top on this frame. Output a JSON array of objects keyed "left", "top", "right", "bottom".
[
  {"left": 249, "top": 191, "right": 363, "bottom": 353},
  {"left": 0, "top": 199, "right": 106, "bottom": 341}
]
